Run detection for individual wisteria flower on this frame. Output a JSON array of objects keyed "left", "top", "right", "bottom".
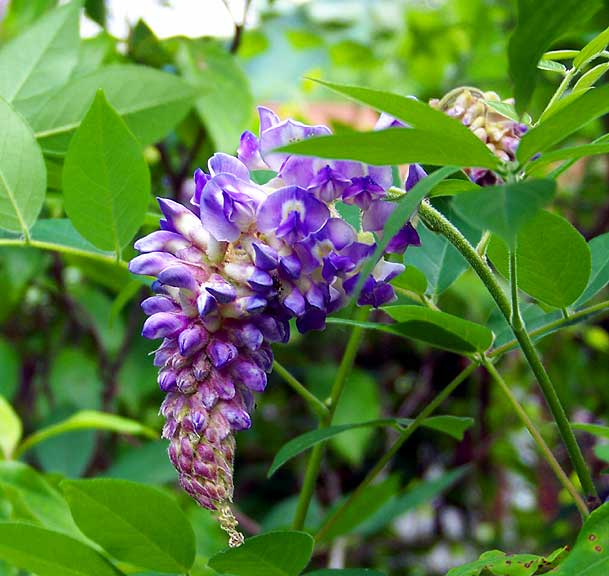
[
  {"left": 130, "top": 106, "right": 423, "bottom": 544},
  {"left": 430, "top": 87, "right": 528, "bottom": 185}
]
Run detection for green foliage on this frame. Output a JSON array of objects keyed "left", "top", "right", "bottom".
[
  {"left": 268, "top": 416, "right": 474, "bottom": 476},
  {"left": 382, "top": 305, "right": 493, "bottom": 353},
  {"left": 0, "top": 522, "right": 124, "bottom": 576},
  {"left": 62, "top": 478, "right": 196, "bottom": 573},
  {"left": 452, "top": 180, "right": 555, "bottom": 245},
  {"left": 0, "top": 397, "right": 21, "bottom": 460},
  {"left": 488, "top": 211, "right": 591, "bottom": 308},
  {"left": 508, "top": 0, "right": 601, "bottom": 113},
  {"left": 62, "top": 91, "right": 150, "bottom": 254},
  {"left": 576, "top": 232, "right": 609, "bottom": 306},
  {"left": 208, "top": 531, "right": 314, "bottom": 576},
  {"left": 176, "top": 41, "right": 253, "bottom": 153},
  {"left": 0, "top": 96, "right": 46, "bottom": 234}
]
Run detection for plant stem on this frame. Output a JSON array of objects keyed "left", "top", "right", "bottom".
[
  {"left": 272, "top": 360, "right": 329, "bottom": 419},
  {"left": 509, "top": 248, "right": 524, "bottom": 330},
  {"left": 480, "top": 356, "right": 589, "bottom": 519},
  {"left": 418, "top": 201, "right": 598, "bottom": 504},
  {"left": 489, "top": 299, "right": 609, "bottom": 357},
  {"left": 315, "top": 361, "right": 478, "bottom": 542},
  {"left": 292, "top": 307, "right": 369, "bottom": 530},
  {"left": 539, "top": 67, "right": 577, "bottom": 121}
]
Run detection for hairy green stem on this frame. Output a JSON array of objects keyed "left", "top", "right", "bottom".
[
  {"left": 273, "top": 361, "right": 330, "bottom": 419},
  {"left": 539, "top": 67, "right": 577, "bottom": 121},
  {"left": 315, "top": 361, "right": 478, "bottom": 542},
  {"left": 480, "top": 357, "right": 589, "bottom": 519},
  {"left": 418, "top": 201, "right": 598, "bottom": 504},
  {"left": 509, "top": 249, "right": 524, "bottom": 330},
  {"left": 292, "top": 307, "right": 369, "bottom": 530}
]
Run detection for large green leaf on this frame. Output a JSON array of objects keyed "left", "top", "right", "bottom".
[
  {"left": 518, "top": 83, "right": 609, "bottom": 163},
  {"left": 268, "top": 415, "right": 473, "bottom": 477},
  {"left": 0, "top": 462, "right": 79, "bottom": 536},
  {"left": 62, "top": 91, "right": 150, "bottom": 254},
  {"left": 280, "top": 129, "right": 498, "bottom": 169},
  {"left": 572, "top": 422, "right": 609, "bottom": 440},
  {"left": 382, "top": 305, "right": 494, "bottom": 353},
  {"left": 447, "top": 547, "right": 568, "bottom": 575},
  {"left": 0, "top": 96, "right": 46, "bottom": 234},
  {"left": 305, "top": 571, "right": 385, "bottom": 576},
  {"left": 0, "top": 3, "right": 79, "bottom": 109},
  {"left": 452, "top": 179, "right": 555, "bottom": 245},
  {"left": 508, "top": 0, "right": 601, "bottom": 114},
  {"left": 0, "top": 339, "right": 19, "bottom": 401},
  {"left": 16, "top": 411, "right": 157, "bottom": 458},
  {"left": 574, "top": 25, "right": 609, "bottom": 68},
  {"left": 31, "top": 65, "right": 196, "bottom": 152},
  {"left": 102, "top": 441, "right": 176, "bottom": 485},
  {"left": 176, "top": 41, "right": 253, "bottom": 153},
  {"left": 548, "top": 501, "right": 609, "bottom": 575},
  {"left": 575, "top": 232, "right": 609, "bottom": 306},
  {"left": 0, "top": 397, "right": 21, "bottom": 460},
  {"left": 62, "top": 479, "right": 195, "bottom": 573},
  {"left": 208, "top": 531, "right": 314, "bottom": 576},
  {"left": 310, "top": 79, "right": 498, "bottom": 168},
  {"left": 0, "top": 522, "right": 123, "bottom": 576},
  {"left": 488, "top": 211, "right": 591, "bottom": 308}
]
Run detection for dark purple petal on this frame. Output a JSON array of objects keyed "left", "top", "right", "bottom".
[
  {"left": 178, "top": 325, "right": 208, "bottom": 356},
  {"left": 197, "top": 291, "right": 218, "bottom": 317},
  {"left": 207, "top": 338, "right": 238, "bottom": 369},
  {"left": 283, "top": 286, "right": 305, "bottom": 316},
  {"left": 296, "top": 308, "right": 326, "bottom": 333},
  {"left": 238, "top": 130, "right": 265, "bottom": 170},
  {"left": 158, "top": 265, "right": 198, "bottom": 291},
  {"left": 233, "top": 358, "right": 267, "bottom": 392},
  {"left": 158, "top": 369, "right": 177, "bottom": 392},
  {"left": 252, "top": 242, "right": 278, "bottom": 270},
  {"left": 405, "top": 164, "right": 427, "bottom": 191},
  {"left": 342, "top": 176, "right": 386, "bottom": 211},
  {"left": 307, "top": 164, "right": 351, "bottom": 203},
  {"left": 205, "top": 274, "right": 237, "bottom": 304},
  {"left": 362, "top": 200, "right": 394, "bottom": 232},
  {"left": 129, "top": 252, "right": 179, "bottom": 276},
  {"left": 142, "top": 312, "right": 189, "bottom": 339},
  {"left": 257, "top": 186, "right": 330, "bottom": 242},
  {"left": 193, "top": 168, "right": 211, "bottom": 208},
  {"left": 221, "top": 403, "right": 251, "bottom": 431},
  {"left": 279, "top": 253, "right": 302, "bottom": 279},
  {"left": 375, "top": 112, "right": 407, "bottom": 130},
  {"left": 141, "top": 296, "right": 177, "bottom": 315},
  {"left": 386, "top": 222, "right": 421, "bottom": 254},
  {"left": 248, "top": 268, "right": 273, "bottom": 292}
]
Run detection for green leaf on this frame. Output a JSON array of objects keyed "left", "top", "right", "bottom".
[
  {"left": 305, "top": 571, "right": 384, "bottom": 576},
  {"left": 526, "top": 142, "right": 609, "bottom": 175},
  {"left": 0, "top": 339, "right": 19, "bottom": 401},
  {"left": 447, "top": 547, "right": 568, "bottom": 575},
  {"left": 356, "top": 466, "right": 469, "bottom": 535},
  {"left": 427, "top": 179, "right": 480, "bottom": 198},
  {"left": 0, "top": 462, "right": 79, "bottom": 536},
  {"left": 331, "top": 370, "right": 380, "bottom": 466},
  {"left": 308, "top": 79, "right": 499, "bottom": 168},
  {"left": 382, "top": 305, "right": 494, "bottom": 353},
  {"left": 547, "top": 501, "right": 609, "bottom": 575},
  {"left": 543, "top": 50, "right": 580, "bottom": 60},
  {"left": 208, "top": 531, "right": 314, "bottom": 576},
  {"left": 574, "top": 25, "right": 609, "bottom": 68},
  {"left": 0, "top": 3, "right": 79, "bottom": 108},
  {"left": 576, "top": 232, "right": 609, "bottom": 306},
  {"left": 0, "top": 522, "right": 123, "bottom": 576},
  {"left": 508, "top": 0, "right": 601, "bottom": 114},
  {"left": 452, "top": 179, "right": 555, "bottom": 244},
  {"left": 280, "top": 129, "right": 498, "bottom": 170},
  {"left": 518, "top": 83, "right": 609, "bottom": 163},
  {"left": 538, "top": 59, "right": 567, "bottom": 73},
  {"left": 392, "top": 266, "right": 428, "bottom": 295},
  {"left": 62, "top": 91, "right": 150, "bottom": 254},
  {"left": 0, "top": 397, "right": 21, "bottom": 460},
  {"left": 268, "top": 416, "right": 474, "bottom": 477},
  {"left": 102, "top": 441, "right": 176, "bottom": 485},
  {"left": 62, "top": 478, "right": 196, "bottom": 573},
  {"left": 0, "top": 96, "right": 46, "bottom": 234},
  {"left": 572, "top": 422, "right": 609, "bottom": 440},
  {"left": 175, "top": 41, "right": 253, "bottom": 153},
  {"left": 484, "top": 100, "right": 522, "bottom": 123},
  {"left": 488, "top": 211, "right": 591, "bottom": 308},
  {"left": 352, "top": 167, "right": 459, "bottom": 303},
  {"left": 318, "top": 476, "right": 400, "bottom": 541},
  {"left": 31, "top": 65, "right": 196, "bottom": 152},
  {"left": 16, "top": 411, "right": 157, "bottom": 458},
  {"left": 572, "top": 62, "right": 609, "bottom": 92}
]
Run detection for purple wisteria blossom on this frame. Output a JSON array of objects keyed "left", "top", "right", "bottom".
[{"left": 130, "top": 107, "right": 424, "bottom": 539}]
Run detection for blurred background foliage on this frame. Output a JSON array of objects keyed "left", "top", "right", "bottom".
[{"left": 1, "top": 1, "right": 609, "bottom": 575}]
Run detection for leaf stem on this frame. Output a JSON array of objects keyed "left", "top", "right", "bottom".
[
  {"left": 489, "top": 299, "right": 609, "bottom": 356},
  {"left": 314, "top": 361, "right": 478, "bottom": 542},
  {"left": 509, "top": 248, "right": 524, "bottom": 330},
  {"left": 418, "top": 201, "right": 598, "bottom": 505},
  {"left": 480, "top": 356, "right": 589, "bottom": 519},
  {"left": 272, "top": 361, "right": 330, "bottom": 419},
  {"left": 292, "top": 307, "right": 368, "bottom": 530},
  {"left": 539, "top": 67, "right": 577, "bottom": 121}
]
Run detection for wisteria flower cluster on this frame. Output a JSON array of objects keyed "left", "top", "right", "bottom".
[
  {"left": 129, "top": 107, "right": 424, "bottom": 540},
  {"left": 430, "top": 87, "right": 527, "bottom": 185}
]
